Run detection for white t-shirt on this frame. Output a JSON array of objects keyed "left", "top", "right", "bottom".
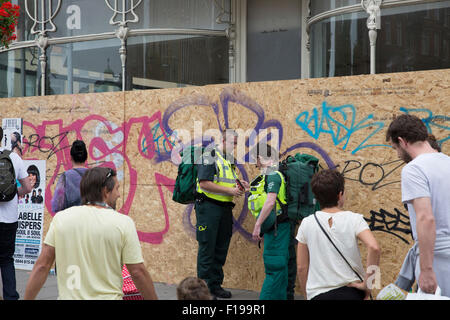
[
  {"left": 296, "top": 210, "right": 369, "bottom": 300},
  {"left": 0, "top": 148, "right": 28, "bottom": 223},
  {"left": 401, "top": 152, "right": 450, "bottom": 240}
]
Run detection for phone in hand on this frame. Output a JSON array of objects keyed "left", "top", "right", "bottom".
[{"left": 236, "top": 179, "right": 245, "bottom": 191}]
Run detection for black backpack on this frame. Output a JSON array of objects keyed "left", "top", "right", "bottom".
[{"left": 0, "top": 149, "right": 18, "bottom": 202}]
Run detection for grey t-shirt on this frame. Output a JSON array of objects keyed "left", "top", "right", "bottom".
[{"left": 401, "top": 152, "right": 450, "bottom": 239}]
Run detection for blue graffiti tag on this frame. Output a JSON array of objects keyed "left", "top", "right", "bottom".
[
  {"left": 295, "top": 101, "right": 389, "bottom": 154},
  {"left": 400, "top": 107, "right": 450, "bottom": 147}
]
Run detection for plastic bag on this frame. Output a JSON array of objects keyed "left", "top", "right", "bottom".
[
  {"left": 406, "top": 286, "right": 450, "bottom": 300},
  {"left": 377, "top": 283, "right": 406, "bottom": 300}
]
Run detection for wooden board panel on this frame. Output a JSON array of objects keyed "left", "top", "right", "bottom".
[{"left": 1, "top": 69, "right": 449, "bottom": 296}]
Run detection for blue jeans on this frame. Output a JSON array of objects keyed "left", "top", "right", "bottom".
[{"left": 0, "top": 222, "right": 20, "bottom": 300}]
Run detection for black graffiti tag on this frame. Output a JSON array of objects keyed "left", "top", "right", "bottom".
[
  {"left": 24, "top": 131, "right": 70, "bottom": 160},
  {"left": 365, "top": 208, "right": 412, "bottom": 244},
  {"left": 341, "top": 159, "right": 404, "bottom": 191}
]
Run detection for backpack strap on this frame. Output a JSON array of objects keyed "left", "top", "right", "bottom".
[
  {"left": 62, "top": 171, "right": 68, "bottom": 209},
  {"left": 262, "top": 171, "right": 289, "bottom": 237},
  {"left": 72, "top": 168, "right": 85, "bottom": 178}
]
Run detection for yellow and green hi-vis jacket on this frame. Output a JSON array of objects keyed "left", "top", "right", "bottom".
[
  {"left": 196, "top": 148, "right": 238, "bottom": 202},
  {"left": 248, "top": 171, "right": 287, "bottom": 218}
]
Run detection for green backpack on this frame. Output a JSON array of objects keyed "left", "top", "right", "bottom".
[
  {"left": 172, "top": 146, "right": 204, "bottom": 204},
  {"left": 278, "top": 153, "right": 320, "bottom": 221}
]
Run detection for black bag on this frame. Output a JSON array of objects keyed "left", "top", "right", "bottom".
[{"left": 0, "top": 149, "right": 17, "bottom": 202}]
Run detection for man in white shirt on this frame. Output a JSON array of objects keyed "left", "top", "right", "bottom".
[
  {"left": 0, "top": 126, "right": 32, "bottom": 300},
  {"left": 387, "top": 114, "right": 450, "bottom": 296}
]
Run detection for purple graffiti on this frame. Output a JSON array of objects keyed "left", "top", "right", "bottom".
[{"left": 161, "top": 88, "right": 336, "bottom": 242}]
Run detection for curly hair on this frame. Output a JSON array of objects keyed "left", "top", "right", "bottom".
[{"left": 386, "top": 114, "right": 428, "bottom": 144}]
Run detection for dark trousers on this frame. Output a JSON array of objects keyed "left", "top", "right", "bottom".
[
  {"left": 194, "top": 199, "right": 233, "bottom": 292},
  {"left": 312, "top": 286, "right": 366, "bottom": 300},
  {"left": 287, "top": 220, "right": 298, "bottom": 300},
  {"left": 0, "top": 222, "right": 19, "bottom": 300}
]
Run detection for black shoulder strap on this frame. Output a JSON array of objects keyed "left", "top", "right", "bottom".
[
  {"left": 314, "top": 213, "right": 363, "bottom": 282},
  {"left": 73, "top": 168, "right": 85, "bottom": 178}
]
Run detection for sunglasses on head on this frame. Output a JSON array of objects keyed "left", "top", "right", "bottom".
[{"left": 102, "top": 168, "right": 114, "bottom": 186}]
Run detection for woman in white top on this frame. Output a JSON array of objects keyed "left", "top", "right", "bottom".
[{"left": 296, "top": 169, "right": 381, "bottom": 300}]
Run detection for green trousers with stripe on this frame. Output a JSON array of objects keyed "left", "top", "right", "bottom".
[
  {"left": 194, "top": 199, "right": 233, "bottom": 292},
  {"left": 259, "top": 221, "right": 290, "bottom": 300}
]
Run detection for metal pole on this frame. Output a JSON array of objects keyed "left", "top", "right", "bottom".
[{"left": 362, "top": 0, "right": 382, "bottom": 75}]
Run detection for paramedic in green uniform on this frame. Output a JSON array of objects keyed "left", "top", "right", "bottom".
[
  {"left": 251, "top": 143, "right": 290, "bottom": 300},
  {"left": 195, "top": 129, "right": 248, "bottom": 299}
]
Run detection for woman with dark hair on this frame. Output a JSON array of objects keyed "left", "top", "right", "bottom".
[
  {"left": 296, "top": 169, "right": 381, "bottom": 300},
  {"left": 51, "top": 140, "right": 88, "bottom": 213},
  {"left": 27, "top": 165, "right": 40, "bottom": 189},
  {"left": 31, "top": 190, "right": 37, "bottom": 204}
]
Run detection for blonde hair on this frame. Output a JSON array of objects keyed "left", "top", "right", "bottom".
[{"left": 177, "top": 277, "right": 212, "bottom": 300}]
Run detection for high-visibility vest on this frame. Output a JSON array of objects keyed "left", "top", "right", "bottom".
[
  {"left": 248, "top": 171, "right": 287, "bottom": 218},
  {"left": 196, "top": 149, "right": 237, "bottom": 203}
]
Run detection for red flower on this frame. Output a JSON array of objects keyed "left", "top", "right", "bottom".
[
  {"left": 2, "top": 2, "right": 12, "bottom": 9},
  {"left": 0, "top": 1, "right": 20, "bottom": 48},
  {"left": 0, "top": 9, "right": 9, "bottom": 17}
]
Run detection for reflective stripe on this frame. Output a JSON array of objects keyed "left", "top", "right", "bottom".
[
  {"left": 197, "top": 148, "right": 237, "bottom": 202},
  {"left": 196, "top": 184, "right": 229, "bottom": 196},
  {"left": 215, "top": 177, "right": 236, "bottom": 184}
]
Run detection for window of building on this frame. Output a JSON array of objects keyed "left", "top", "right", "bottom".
[
  {"left": 246, "top": 0, "right": 302, "bottom": 82},
  {"left": 310, "top": 11, "right": 369, "bottom": 78},
  {"left": 310, "top": 0, "right": 450, "bottom": 77},
  {"left": 127, "top": 35, "right": 229, "bottom": 90},
  {"left": 0, "top": 47, "right": 39, "bottom": 98}
]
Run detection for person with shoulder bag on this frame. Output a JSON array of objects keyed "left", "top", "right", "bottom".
[
  {"left": 194, "top": 129, "right": 248, "bottom": 299},
  {"left": 296, "top": 169, "right": 381, "bottom": 300},
  {"left": 0, "top": 126, "right": 32, "bottom": 300},
  {"left": 51, "top": 140, "right": 88, "bottom": 213},
  {"left": 250, "top": 143, "right": 290, "bottom": 300}
]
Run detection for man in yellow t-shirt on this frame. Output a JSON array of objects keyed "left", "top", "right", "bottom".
[{"left": 24, "top": 167, "right": 158, "bottom": 300}]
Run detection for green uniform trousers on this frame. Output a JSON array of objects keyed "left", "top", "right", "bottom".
[
  {"left": 287, "top": 220, "right": 299, "bottom": 300},
  {"left": 260, "top": 221, "right": 290, "bottom": 300},
  {"left": 195, "top": 199, "right": 233, "bottom": 292}
]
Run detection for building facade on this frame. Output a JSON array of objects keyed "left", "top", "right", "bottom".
[{"left": 1, "top": 0, "right": 449, "bottom": 98}]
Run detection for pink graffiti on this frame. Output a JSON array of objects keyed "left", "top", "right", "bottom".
[{"left": 22, "top": 111, "right": 175, "bottom": 245}]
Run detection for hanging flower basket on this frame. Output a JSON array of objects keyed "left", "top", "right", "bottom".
[{"left": 0, "top": 1, "right": 20, "bottom": 48}]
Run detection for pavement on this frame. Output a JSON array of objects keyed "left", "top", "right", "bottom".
[{"left": 2, "top": 269, "right": 305, "bottom": 300}]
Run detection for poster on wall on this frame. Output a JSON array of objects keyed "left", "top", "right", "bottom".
[
  {"left": 14, "top": 160, "right": 46, "bottom": 271},
  {"left": 1, "top": 118, "right": 23, "bottom": 153}
]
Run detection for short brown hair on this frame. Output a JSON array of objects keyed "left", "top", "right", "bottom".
[
  {"left": 80, "top": 167, "right": 116, "bottom": 205},
  {"left": 250, "top": 143, "right": 278, "bottom": 162},
  {"left": 177, "top": 277, "right": 212, "bottom": 300},
  {"left": 311, "top": 169, "right": 345, "bottom": 209},
  {"left": 386, "top": 114, "right": 428, "bottom": 144}
]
